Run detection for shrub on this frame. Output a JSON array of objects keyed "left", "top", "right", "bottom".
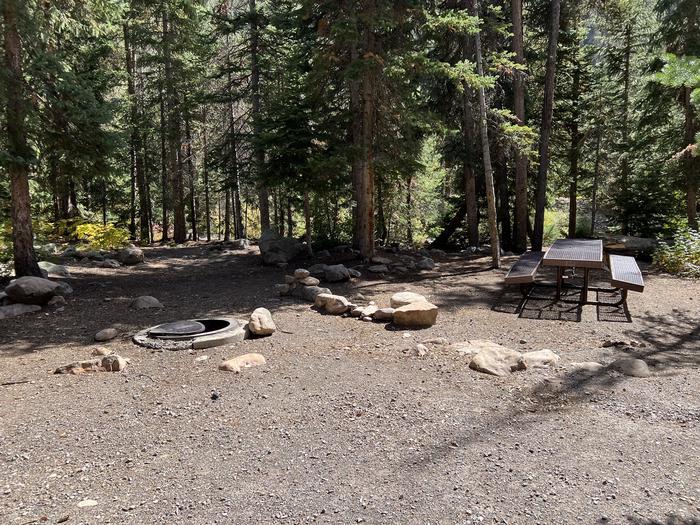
[
  {"left": 74, "top": 223, "right": 129, "bottom": 250},
  {"left": 653, "top": 228, "right": 700, "bottom": 278}
]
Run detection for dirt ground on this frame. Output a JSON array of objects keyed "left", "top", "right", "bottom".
[{"left": 1, "top": 244, "right": 698, "bottom": 525}]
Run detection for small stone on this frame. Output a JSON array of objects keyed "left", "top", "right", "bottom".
[
  {"left": 350, "top": 307, "right": 364, "bottom": 318},
  {"left": 91, "top": 347, "right": 112, "bottom": 356},
  {"left": 361, "top": 305, "right": 379, "bottom": 317},
  {"left": 294, "top": 268, "right": 311, "bottom": 280},
  {"left": 284, "top": 275, "right": 296, "bottom": 284},
  {"left": 100, "top": 354, "right": 128, "bottom": 372},
  {"left": 94, "top": 328, "right": 118, "bottom": 342},
  {"left": 299, "top": 276, "right": 320, "bottom": 286},
  {"left": 393, "top": 301, "right": 438, "bottom": 328},
  {"left": 569, "top": 362, "right": 605, "bottom": 375},
  {"left": 521, "top": 349, "right": 560, "bottom": 368},
  {"left": 194, "top": 355, "right": 209, "bottom": 362},
  {"left": 367, "top": 264, "right": 388, "bottom": 273},
  {"left": 46, "top": 295, "right": 67, "bottom": 308},
  {"left": 611, "top": 358, "right": 651, "bottom": 378},
  {"left": 324, "top": 264, "right": 351, "bottom": 282},
  {"left": 412, "top": 344, "right": 428, "bottom": 357},
  {"left": 275, "top": 283, "right": 291, "bottom": 296},
  {"left": 361, "top": 316, "right": 372, "bottom": 322},
  {"left": 130, "top": 296, "right": 163, "bottom": 309},
  {"left": 98, "top": 259, "right": 121, "bottom": 269},
  {"left": 390, "top": 291, "right": 427, "bottom": 309},
  {"left": 373, "top": 308, "right": 395, "bottom": 321},
  {"left": 249, "top": 307, "right": 276, "bottom": 336},
  {"left": 371, "top": 256, "right": 392, "bottom": 265},
  {"left": 422, "top": 337, "right": 448, "bottom": 345},
  {"left": 348, "top": 268, "right": 361, "bottom": 278},
  {"left": 54, "top": 281, "right": 73, "bottom": 297},
  {"left": 77, "top": 499, "right": 98, "bottom": 508},
  {"left": 219, "top": 353, "right": 266, "bottom": 373}
]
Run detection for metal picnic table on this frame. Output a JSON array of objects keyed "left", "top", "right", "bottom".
[{"left": 542, "top": 238, "right": 604, "bottom": 304}]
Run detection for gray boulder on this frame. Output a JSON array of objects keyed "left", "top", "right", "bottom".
[
  {"left": 53, "top": 281, "right": 73, "bottom": 297},
  {"left": 467, "top": 341, "right": 527, "bottom": 376},
  {"left": 293, "top": 285, "right": 331, "bottom": 302},
  {"left": 119, "top": 244, "right": 144, "bottom": 265},
  {"left": 98, "top": 259, "right": 121, "bottom": 269},
  {"left": 308, "top": 263, "right": 329, "bottom": 276},
  {"left": 5, "top": 276, "right": 60, "bottom": 305},
  {"left": 94, "top": 328, "right": 119, "bottom": 342},
  {"left": 130, "top": 296, "right": 163, "bottom": 309},
  {"left": 0, "top": 303, "right": 42, "bottom": 319},
  {"left": 39, "top": 261, "right": 72, "bottom": 278},
  {"left": 259, "top": 229, "right": 303, "bottom": 265},
  {"left": 611, "top": 358, "right": 651, "bottom": 378},
  {"left": 368, "top": 264, "right": 388, "bottom": 274},
  {"left": 416, "top": 257, "right": 435, "bottom": 270},
  {"left": 46, "top": 295, "right": 67, "bottom": 308},
  {"left": 324, "top": 264, "right": 351, "bottom": 282}
]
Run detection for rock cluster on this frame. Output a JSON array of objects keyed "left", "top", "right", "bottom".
[
  {"left": 61, "top": 244, "right": 143, "bottom": 267},
  {"left": 54, "top": 354, "right": 129, "bottom": 375},
  {"left": 1, "top": 276, "right": 73, "bottom": 320},
  {"left": 275, "top": 268, "right": 332, "bottom": 302}
]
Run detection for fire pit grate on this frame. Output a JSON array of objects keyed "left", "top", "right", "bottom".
[{"left": 133, "top": 317, "right": 247, "bottom": 350}]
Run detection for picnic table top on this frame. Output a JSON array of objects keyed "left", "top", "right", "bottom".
[{"left": 542, "top": 239, "right": 604, "bottom": 269}]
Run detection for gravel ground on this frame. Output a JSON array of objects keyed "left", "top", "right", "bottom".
[{"left": 1, "top": 245, "right": 698, "bottom": 525}]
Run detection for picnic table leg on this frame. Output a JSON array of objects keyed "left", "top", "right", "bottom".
[
  {"left": 581, "top": 267, "right": 590, "bottom": 305},
  {"left": 555, "top": 266, "right": 562, "bottom": 301}
]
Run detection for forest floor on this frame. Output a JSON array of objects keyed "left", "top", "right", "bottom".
[{"left": 1, "top": 244, "right": 699, "bottom": 525}]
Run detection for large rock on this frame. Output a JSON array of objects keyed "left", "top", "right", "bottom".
[
  {"left": 371, "top": 256, "right": 392, "bottom": 265},
  {"left": 0, "top": 303, "right": 42, "bottom": 319},
  {"left": 94, "top": 328, "right": 118, "bottom": 342},
  {"left": 294, "top": 268, "right": 310, "bottom": 280},
  {"left": 314, "top": 293, "right": 352, "bottom": 314},
  {"left": 5, "top": 276, "right": 60, "bottom": 305},
  {"left": 219, "top": 353, "right": 266, "bottom": 373},
  {"left": 308, "top": 263, "right": 329, "bottom": 276},
  {"left": 468, "top": 341, "right": 526, "bottom": 376},
  {"left": 293, "top": 285, "right": 331, "bottom": 302},
  {"left": 130, "top": 296, "right": 163, "bottom": 309},
  {"left": 568, "top": 361, "right": 605, "bottom": 375},
  {"left": 324, "top": 264, "right": 351, "bottom": 283},
  {"left": 226, "top": 238, "right": 249, "bottom": 250},
  {"left": 259, "top": 229, "right": 304, "bottom": 265},
  {"left": 367, "top": 264, "right": 388, "bottom": 274},
  {"left": 611, "top": 358, "right": 651, "bottom": 378},
  {"left": 98, "top": 259, "right": 121, "bottom": 269},
  {"left": 249, "top": 307, "right": 276, "bottom": 336},
  {"left": 416, "top": 257, "right": 435, "bottom": 270},
  {"left": 521, "top": 349, "right": 560, "bottom": 368},
  {"left": 390, "top": 291, "right": 427, "bottom": 309},
  {"left": 393, "top": 300, "right": 438, "bottom": 328},
  {"left": 119, "top": 244, "right": 144, "bottom": 265},
  {"left": 299, "top": 276, "right": 320, "bottom": 286},
  {"left": 38, "top": 261, "right": 71, "bottom": 278}
]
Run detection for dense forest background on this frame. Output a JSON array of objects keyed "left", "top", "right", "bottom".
[{"left": 1, "top": 0, "right": 699, "bottom": 276}]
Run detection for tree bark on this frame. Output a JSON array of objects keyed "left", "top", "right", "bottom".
[
  {"left": 462, "top": 0, "right": 479, "bottom": 246},
  {"left": 567, "top": 57, "right": 582, "bottom": 238},
  {"left": 684, "top": 87, "right": 699, "bottom": 229},
  {"left": 619, "top": 23, "right": 632, "bottom": 234},
  {"left": 430, "top": 203, "right": 467, "bottom": 249},
  {"left": 511, "top": 0, "right": 528, "bottom": 253},
  {"left": 224, "top": 188, "right": 232, "bottom": 241},
  {"left": 163, "top": 7, "right": 185, "bottom": 243},
  {"left": 184, "top": 100, "right": 197, "bottom": 241},
  {"left": 3, "top": 0, "right": 41, "bottom": 277},
  {"left": 494, "top": 141, "right": 512, "bottom": 251},
  {"left": 203, "top": 108, "right": 211, "bottom": 241},
  {"left": 591, "top": 126, "right": 602, "bottom": 236},
  {"left": 406, "top": 174, "right": 414, "bottom": 246},
  {"left": 472, "top": 0, "right": 500, "bottom": 268},
  {"left": 159, "top": 87, "right": 169, "bottom": 242},
  {"left": 532, "top": 0, "right": 561, "bottom": 251},
  {"left": 304, "top": 191, "right": 313, "bottom": 256},
  {"left": 249, "top": 0, "right": 270, "bottom": 232}
]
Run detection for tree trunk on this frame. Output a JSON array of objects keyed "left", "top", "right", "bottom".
[
  {"left": 184, "top": 101, "right": 197, "bottom": 241},
  {"left": 619, "top": 23, "right": 632, "bottom": 235},
  {"left": 249, "top": 0, "right": 270, "bottom": 232},
  {"left": 430, "top": 203, "right": 467, "bottom": 249},
  {"left": 567, "top": 57, "right": 581, "bottom": 238},
  {"left": 203, "top": 108, "right": 211, "bottom": 241},
  {"left": 591, "top": 127, "right": 602, "bottom": 236},
  {"left": 511, "top": 0, "right": 528, "bottom": 253},
  {"left": 124, "top": 18, "right": 149, "bottom": 242},
  {"left": 406, "top": 174, "right": 414, "bottom": 246},
  {"left": 472, "top": 0, "right": 500, "bottom": 268},
  {"left": 494, "top": 142, "right": 512, "bottom": 251},
  {"left": 353, "top": 3, "right": 378, "bottom": 259},
  {"left": 163, "top": 7, "right": 185, "bottom": 243},
  {"left": 3, "top": 0, "right": 41, "bottom": 277},
  {"left": 532, "top": 0, "right": 561, "bottom": 251},
  {"left": 159, "top": 87, "right": 169, "bottom": 242},
  {"left": 224, "top": 188, "right": 232, "bottom": 241},
  {"left": 684, "top": 87, "right": 699, "bottom": 229},
  {"left": 462, "top": 1, "right": 479, "bottom": 246},
  {"left": 304, "top": 191, "right": 313, "bottom": 256}
]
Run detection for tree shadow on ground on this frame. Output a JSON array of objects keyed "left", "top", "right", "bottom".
[
  {"left": 627, "top": 518, "right": 700, "bottom": 525},
  {"left": 401, "top": 307, "right": 699, "bottom": 470}
]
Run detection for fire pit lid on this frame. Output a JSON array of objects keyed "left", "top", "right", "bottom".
[{"left": 148, "top": 320, "right": 206, "bottom": 337}]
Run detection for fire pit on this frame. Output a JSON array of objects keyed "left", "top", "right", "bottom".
[{"left": 133, "top": 317, "right": 247, "bottom": 350}]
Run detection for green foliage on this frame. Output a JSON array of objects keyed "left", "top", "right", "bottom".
[
  {"left": 74, "top": 223, "right": 129, "bottom": 250},
  {"left": 542, "top": 209, "right": 568, "bottom": 246},
  {"left": 654, "top": 228, "right": 700, "bottom": 277}
]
